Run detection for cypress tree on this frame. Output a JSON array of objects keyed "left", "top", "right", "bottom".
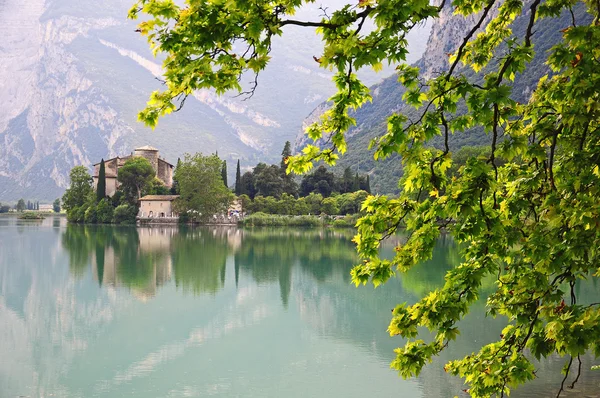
[
  {"left": 280, "top": 141, "right": 292, "bottom": 172},
  {"left": 352, "top": 172, "right": 360, "bottom": 192},
  {"left": 97, "top": 158, "right": 106, "bottom": 202},
  {"left": 365, "top": 175, "right": 371, "bottom": 194},
  {"left": 221, "top": 160, "right": 228, "bottom": 187},
  {"left": 280, "top": 141, "right": 298, "bottom": 196},
  {"left": 235, "top": 160, "right": 241, "bottom": 195}
]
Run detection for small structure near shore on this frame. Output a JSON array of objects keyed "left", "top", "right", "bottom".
[
  {"left": 137, "top": 197, "right": 245, "bottom": 225},
  {"left": 138, "top": 195, "right": 179, "bottom": 222}
]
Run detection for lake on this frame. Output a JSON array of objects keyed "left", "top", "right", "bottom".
[{"left": 0, "top": 215, "right": 598, "bottom": 397}]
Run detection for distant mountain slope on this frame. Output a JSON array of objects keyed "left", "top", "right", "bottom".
[
  {"left": 0, "top": 0, "right": 429, "bottom": 201},
  {"left": 295, "top": 2, "right": 590, "bottom": 194}
]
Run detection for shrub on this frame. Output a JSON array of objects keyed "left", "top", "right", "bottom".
[
  {"left": 242, "top": 213, "right": 325, "bottom": 227},
  {"left": 96, "top": 199, "right": 114, "bottom": 223},
  {"left": 331, "top": 214, "right": 359, "bottom": 228},
  {"left": 67, "top": 205, "right": 88, "bottom": 223},
  {"left": 84, "top": 204, "right": 97, "bottom": 223},
  {"left": 113, "top": 204, "right": 137, "bottom": 224},
  {"left": 18, "top": 212, "right": 45, "bottom": 220}
]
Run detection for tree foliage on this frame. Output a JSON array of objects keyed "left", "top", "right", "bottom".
[
  {"left": 235, "top": 159, "right": 242, "bottom": 195},
  {"left": 16, "top": 199, "right": 25, "bottom": 212},
  {"left": 174, "top": 153, "right": 233, "bottom": 221},
  {"left": 97, "top": 158, "right": 107, "bottom": 202},
  {"left": 62, "top": 166, "right": 93, "bottom": 212},
  {"left": 131, "top": 0, "right": 600, "bottom": 395},
  {"left": 221, "top": 159, "right": 228, "bottom": 188},
  {"left": 246, "top": 190, "right": 368, "bottom": 215},
  {"left": 53, "top": 198, "right": 61, "bottom": 213},
  {"left": 117, "top": 157, "right": 156, "bottom": 203},
  {"left": 281, "top": 141, "right": 299, "bottom": 196}
]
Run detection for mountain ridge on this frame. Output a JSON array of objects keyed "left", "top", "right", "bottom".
[{"left": 0, "top": 0, "right": 429, "bottom": 201}]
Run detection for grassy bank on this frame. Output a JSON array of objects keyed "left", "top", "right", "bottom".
[{"left": 239, "top": 212, "right": 359, "bottom": 228}]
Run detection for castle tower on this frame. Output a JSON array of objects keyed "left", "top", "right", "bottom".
[{"left": 134, "top": 145, "right": 159, "bottom": 172}]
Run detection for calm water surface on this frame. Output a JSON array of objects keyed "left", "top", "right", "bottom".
[{"left": 0, "top": 215, "right": 598, "bottom": 397}]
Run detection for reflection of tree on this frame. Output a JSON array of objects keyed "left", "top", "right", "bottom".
[
  {"left": 62, "top": 225, "right": 172, "bottom": 298},
  {"left": 396, "top": 235, "right": 459, "bottom": 297},
  {"left": 61, "top": 225, "right": 93, "bottom": 278},
  {"left": 111, "top": 228, "right": 153, "bottom": 287},
  {"left": 235, "top": 229, "right": 358, "bottom": 308},
  {"left": 171, "top": 227, "right": 229, "bottom": 295},
  {"left": 95, "top": 241, "right": 105, "bottom": 286}
]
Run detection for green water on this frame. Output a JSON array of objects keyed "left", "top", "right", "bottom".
[{"left": 0, "top": 216, "right": 598, "bottom": 397}]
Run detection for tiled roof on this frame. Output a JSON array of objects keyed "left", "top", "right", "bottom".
[
  {"left": 93, "top": 156, "right": 119, "bottom": 166},
  {"left": 140, "top": 195, "right": 179, "bottom": 201}
]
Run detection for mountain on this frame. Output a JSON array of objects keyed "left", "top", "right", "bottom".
[
  {"left": 294, "top": 2, "right": 590, "bottom": 195},
  {"left": 0, "top": 0, "right": 429, "bottom": 201}
]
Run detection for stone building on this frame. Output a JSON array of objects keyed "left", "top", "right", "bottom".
[
  {"left": 93, "top": 146, "right": 174, "bottom": 197},
  {"left": 139, "top": 195, "right": 179, "bottom": 218}
]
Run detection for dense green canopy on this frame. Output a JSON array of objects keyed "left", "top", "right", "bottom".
[
  {"left": 174, "top": 153, "right": 234, "bottom": 221},
  {"left": 130, "top": 0, "right": 600, "bottom": 395},
  {"left": 117, "top": 157, "right": 156, "bottom": 203}
]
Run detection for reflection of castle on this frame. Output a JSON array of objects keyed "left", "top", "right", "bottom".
[
  {"left": 92, "top": 146, "right": 174, "bottom": 197},
  {"left": 91, "top": 227, "right": 176, "bottom": 301}
]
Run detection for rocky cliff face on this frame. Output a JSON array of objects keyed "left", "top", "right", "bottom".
[{"left": 0, "top": 0, "right": 426, "bottom": 201}]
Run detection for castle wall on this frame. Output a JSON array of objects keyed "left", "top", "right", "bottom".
[
  {"left": 134, "top": 149, "right": 159, "bottom": 173},
  {"left": 157, "top": 159, "right": 173, "bottom": 187},
  {"left": 93, "top": 148, "right": 173, "bottom": 196}
]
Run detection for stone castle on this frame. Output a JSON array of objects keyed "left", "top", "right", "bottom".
[{"left": 93, "top": 146, "right": 174, "bottom": 197}]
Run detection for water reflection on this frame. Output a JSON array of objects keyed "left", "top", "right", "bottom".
[
  {"left": 62, "top": 225, "right": 361, "bottom": 305},
  {"left": 234, "top": 229, "right": 357, "bottom": 308},
  {"left": 1, "top": 218, "right": 598, "bottom": 397},
  {"left": 62, "top": 226, "right": 174, "bottom": 300},
  {"left": 171, "top": 227, "right": 232, "bottom": 295}
]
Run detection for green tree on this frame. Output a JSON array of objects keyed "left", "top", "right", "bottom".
[
  {"left": 221, "top": 159, "right": 228, "bottom": 188},
  {"left": 171, "top": 157, "right": 181, "bottom": 195},
  {"left": 240, "top": 171, "right": 257, "bottom": 199},
  {"left": 131, "top": 0, "right": 600, "bottom": 396},
  {"left": 84, "top": 203, "right": 98, "bottom": 223},
  {"left": 174, "top": 153, "right": 233, "bottom": 221},
  {"left": 146, "top": 177, "right": 171, "bottom": 195},
  {"left": 96, "top": 199, "right": 114, "bottom": 223},
  {"left": 113, "top": 204, "right": 138, "bottom": 224},
  {"left": 235, "top": 159, "right": 242, "bottom": 195},
  {"left": 280, "top": 141, "right": 292, "bottom": 171},
  {"left": 238, "top": 194, "right": 251, "bottom": 214},
  {"left": 321, "top": 197, "right": 339, "bottom": 215},
  {"left": 53, "top": 199, "right": 61, "bottom": 213},
  {"left": 97, "top": 158, "right": 106, "bottom": 201},
  {"left": 300, "top": 166, "right": 336, "bottom": 197},
  {"left": 341, "top": 167, "right": 354, "bottom": 193},
  {"left": 255, "top": 164, "right": 284, "bottom": 198},
  {"left": 62, "top": 166, "right": 93, "bottom": 212},
  {"left": 281, "top": 141, "right": 298, "bottom": 197},
  {"left": 16, "top": 198, "right": 25, "bottom": 212},
  {"left": 117, "top": 157, "right": 155, "bottom": 203}
]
